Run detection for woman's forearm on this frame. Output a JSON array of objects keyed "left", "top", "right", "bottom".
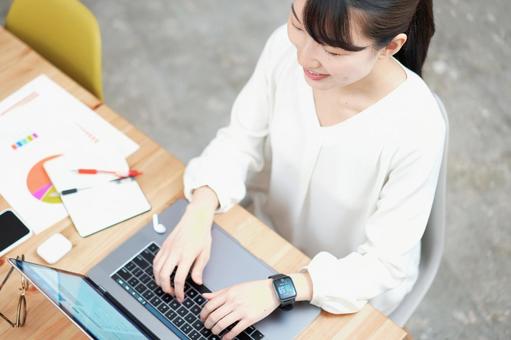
[
  {"left": 289, "top": 272, "right": 313, "bottom": 302},
  {"left": 188, "top": 185, "right": 220, "bottom": 214}
]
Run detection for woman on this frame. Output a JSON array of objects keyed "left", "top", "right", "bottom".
[{"left": 153, "top": 0, "right": 445, "bottom": 338}]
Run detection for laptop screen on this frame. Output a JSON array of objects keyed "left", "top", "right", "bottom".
[{"left": 10, "top": 259, "right": 148, "bottom": 339}]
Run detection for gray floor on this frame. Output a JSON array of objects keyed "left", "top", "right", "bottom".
[{"left": 1, "top": 0, "right": 510, "bottom": 338}]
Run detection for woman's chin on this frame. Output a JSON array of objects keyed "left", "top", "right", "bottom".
[
  {"left": 304, "top": 76, "right": 337, "bottom": 91},
  {"left": 304, "top": 75, "right": 357, "bottom": 92}
]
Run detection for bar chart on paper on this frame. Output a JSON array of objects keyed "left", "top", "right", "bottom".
[{"left": 26, "top": 155, "right": 62, "bottom": 204}]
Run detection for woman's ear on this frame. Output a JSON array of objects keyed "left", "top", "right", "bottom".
[{"left": 378, "top": 33, "right": 408, "bottom": 59}]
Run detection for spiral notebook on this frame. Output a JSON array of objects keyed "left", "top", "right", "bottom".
[{"left": 43, "top": 149, "right": 151, "bottom": 237}]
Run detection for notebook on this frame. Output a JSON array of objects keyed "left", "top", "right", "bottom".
[{"left": 43, "top": 148, "right": 151, "bottom": 237}]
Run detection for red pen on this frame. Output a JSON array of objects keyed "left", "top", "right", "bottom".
[{"left": 74, "top": 169, "right": 143, "bottom": 177}]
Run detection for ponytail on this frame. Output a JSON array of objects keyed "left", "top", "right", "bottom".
[{"left": 394, "top": 0, "right": 435, "bottom": 77}]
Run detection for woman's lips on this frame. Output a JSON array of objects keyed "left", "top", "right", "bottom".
[{"left": 303, "top": 68, "right": 330, "bottom": 81}]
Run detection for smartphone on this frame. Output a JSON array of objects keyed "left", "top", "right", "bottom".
[{"left": 0, "top": 209, "right": 32, "bottom": 257}]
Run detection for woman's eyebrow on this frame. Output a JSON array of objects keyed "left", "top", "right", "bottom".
[{"left": 291, "top": 4, "right": 301, "bottom": 23}]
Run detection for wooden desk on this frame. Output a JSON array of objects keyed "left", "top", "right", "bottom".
[{"left": 0, "top": 27, "right": 407, "bottom": 339}]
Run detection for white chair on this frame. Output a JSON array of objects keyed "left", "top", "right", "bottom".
[{"left": 389, "top": 93, "right": 450, "bottom": 326}]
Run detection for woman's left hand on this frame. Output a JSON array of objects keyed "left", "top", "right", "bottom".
[{"left": 200, "top": 279, "right": 280, "bottom": 339}]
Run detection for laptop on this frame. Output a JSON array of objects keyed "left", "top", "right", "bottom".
[{"left": 10, "top": 199, "right": 320, "bottom": 339}]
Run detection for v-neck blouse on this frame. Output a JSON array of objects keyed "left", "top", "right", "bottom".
[{"left": 183, "top": 25, "right": 446, "bottom": 315}]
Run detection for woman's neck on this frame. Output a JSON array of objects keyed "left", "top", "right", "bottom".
[
  {"left": 330, "top": 56, "right": 408, "bottom": 105},
  {"left": 310, "top": 56, "right": 409, "bottom": 127}
]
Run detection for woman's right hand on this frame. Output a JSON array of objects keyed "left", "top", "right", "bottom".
[{"left": 152, "top": 187, "right": 219, "bottom": 303}]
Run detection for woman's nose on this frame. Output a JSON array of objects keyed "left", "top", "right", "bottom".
[{"left": 297, "top": 38, "right": 321, "bottom": 69}]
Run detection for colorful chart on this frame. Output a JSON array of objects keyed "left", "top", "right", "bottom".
[{"left": 26, "top": 155, "right": 62, "bottom": 204}]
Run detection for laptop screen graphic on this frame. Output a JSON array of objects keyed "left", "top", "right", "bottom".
[{"left": 11, "top": 260, "right": 147, "bottom": 339}]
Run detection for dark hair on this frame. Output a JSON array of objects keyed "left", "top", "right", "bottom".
[{"left": 303, "top": 0, "right": 435, "bottom": 77}]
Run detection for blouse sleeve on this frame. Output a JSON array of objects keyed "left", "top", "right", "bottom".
[
  {"left": 303, "top": 122, "right": 446, "bottom": 314},
  {"left": 183, "top": 26, "right": 285, "bottom": 213}
]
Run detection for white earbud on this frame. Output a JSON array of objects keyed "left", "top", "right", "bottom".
[{"left": 152, "top": 214, "right": 167, "bottom": 234}]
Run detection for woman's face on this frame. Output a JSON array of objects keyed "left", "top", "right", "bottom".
[{"left": 287, "top": 0, "right": 381, "bottom": 91}]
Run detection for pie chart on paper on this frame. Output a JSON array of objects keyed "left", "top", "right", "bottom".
[{"left": 26, "top": 155, "right": 62, "bottom": 204}]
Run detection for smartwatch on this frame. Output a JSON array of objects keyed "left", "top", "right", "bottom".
[{"left": 268, "top": 274, "right": 297, "bottom": 310}]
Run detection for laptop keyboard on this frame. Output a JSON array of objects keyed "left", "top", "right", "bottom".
[{"left": 111, "top": 242, "right": 264, "bottom": 340}]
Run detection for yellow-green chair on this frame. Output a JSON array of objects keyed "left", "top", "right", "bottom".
[{"left": 5, "top": 0, "right": 104, "bottom": 100}]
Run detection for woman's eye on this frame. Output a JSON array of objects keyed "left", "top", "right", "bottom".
[{"left": 325, "top": 50, "right": 344, "bottom": 57}]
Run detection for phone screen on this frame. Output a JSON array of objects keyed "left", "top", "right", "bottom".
[{"left": 0, "top": 210, "right": 31, "bottom": 253}]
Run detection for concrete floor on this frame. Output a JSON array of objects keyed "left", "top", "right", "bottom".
[{"left": 1, "top": 0, "right": 510, "bottom": 338}]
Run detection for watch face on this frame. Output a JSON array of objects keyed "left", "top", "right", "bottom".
[{"left": 274, "top": 277, "right": 296, "bottom": 299}]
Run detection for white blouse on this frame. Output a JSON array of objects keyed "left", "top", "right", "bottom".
[{"left": 183, "top": 25, "right": 446, "bottom": 315}]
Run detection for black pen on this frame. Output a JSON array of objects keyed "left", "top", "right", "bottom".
[{"left": 59, "top": 176, "right": 136, "bottom": 196}]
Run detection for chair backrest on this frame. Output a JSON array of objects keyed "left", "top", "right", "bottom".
[
  {"left": 389, "top": 93, "right": 450, "bottom": 326},
  {"left": 5, "top": 0, "right": 103, "bottom": 100}
]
